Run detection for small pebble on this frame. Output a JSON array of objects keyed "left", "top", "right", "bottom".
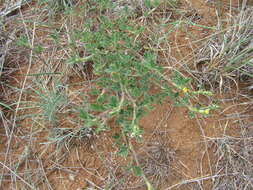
[{"left": 69, "top": 174, "right": 75, "bottom": 181}]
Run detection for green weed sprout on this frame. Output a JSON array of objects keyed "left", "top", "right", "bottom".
[
  {"left": 77, "top": 5, "right": 216, "bottom": 145},
  {"left": 70, "top": 0, "right": 217, "bottom": 188}
]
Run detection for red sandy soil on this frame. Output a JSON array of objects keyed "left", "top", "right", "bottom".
[{"left": 0, "top": 0, "right": 251, "bottom": 189}]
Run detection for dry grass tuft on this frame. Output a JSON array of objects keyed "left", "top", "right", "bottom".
[
  {"left": 194, "top": 7, "right": 253, "bottom": 91},
  {"left": 139, "top": 142, "right": 175, "bottom": 187},
  {"left": 210, "top": 126, "right": 253, "bottom": 189}
]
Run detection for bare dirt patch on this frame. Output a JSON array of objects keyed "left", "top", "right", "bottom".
[{"left": 0, "top": 0, "right": 252, "bottom": 189}]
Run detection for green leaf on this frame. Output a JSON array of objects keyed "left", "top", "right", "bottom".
[
  {"left": 97, "top": 93, "right": 108, "bottom": 103},
  {"left": 90, "top": 103, "right": 106, "bottom": 112},
  {"left": 112, "top": 133, "right": 120, "bottom": 140},
  {"left": 67, "top": 55, "right": 82, "bottom": 65},
  {"left": 172, "top": 71, "right": 191, "bottom": 87},
  {"left": 108, "top": 96, "right": 118, "bottom": 108},
  {"left": 79, "top": 109, "right": 90, "bottom": 120},
  {"left": 95, "top": 124, "right": 107, "bottom": 133},
  {"left": 90, "top": 88, "right": 101, "bottom": 96},
  {"left": 153, "top": 0, "right": 159, "bottom": 7},
  {"left": 50, "top": 31, "right": 59, "bottom": 43},
  {"left": 132, "top": 166, "right": 143, "bottom": 177},
  {"left": 85, "top": 120, "right": 98, "bottom": 128},
  {"left": 16, "top": 35, "right": 31, "bottom": 48},
  {"left": 34, "top": 45, "right": 44, "bottom": 54},
  {"left": 117, "top": 144, "right": 129, "bottom": 157}
]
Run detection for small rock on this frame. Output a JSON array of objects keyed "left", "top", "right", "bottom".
[{"left": 68, "top": 174, "right": 75, "bottom": 181}]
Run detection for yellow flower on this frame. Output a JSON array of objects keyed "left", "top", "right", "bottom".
[
  {"left": 199, "top": 109, "right": 210, "bottom": 115},
  {"left": 204, "top": 109, "right": 210, "bottom": 115},
  {"left": 182, "top": 87, "right": 189, "bottom": 93}
]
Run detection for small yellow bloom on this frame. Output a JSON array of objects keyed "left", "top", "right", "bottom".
[
  {"left": 182, "top": 87, "right": 189, "bottom": 93},
  {"left": 199, "top": 109, "right": 210, "bottom": 115},
  {"left": 204, "top": 109, "right": 210, "bottom": 115}
]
